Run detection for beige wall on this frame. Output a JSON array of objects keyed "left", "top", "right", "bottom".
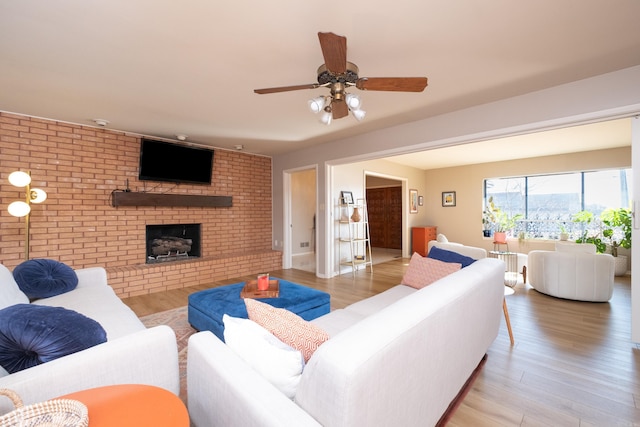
[{"left": 423, "top": 146, "right": 631, "bottom": 255}]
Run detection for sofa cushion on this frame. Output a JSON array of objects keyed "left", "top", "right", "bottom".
[
  {"left": 343, "top": 285, "right": 416, "bottom": 318},
  {"left": 311, "top": 309, "right": 366, "bottom": 337},
  {"left": 0, "top": 304, "right": 107, "bottom": 373},
  {"left": 436, "top": 233, "right": 449, "bottom": 242},
  {"left": 245, "top": 299, "right": 329, "bottom": 362},
  {"left": 223, "top": 314, "right": 304, "bottom": 399},
  {"left": 0, "top": 265, "right": 29, "bottom": 310},
  {"left": 427, "top": 246, "right": 476, "bottom": 267},
  {"left": 13, "top": 259, "right": 78, "bottom": 300},
  {"left": 428, "top": 241, "right": 487, "bottom": 260},
  {"left": 555, "top": 242, "right": 597, "bottom": 254},
  {"left": 402, "top": 252, "right": 462, "bottom": 289}
]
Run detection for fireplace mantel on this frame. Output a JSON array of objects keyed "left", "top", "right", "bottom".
[{"left": 112, "top": 191, "right": 232, "bottom": 208}]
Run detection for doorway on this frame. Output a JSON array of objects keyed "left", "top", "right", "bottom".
[
  {"left": 366, "top": 174, "right": 404, "bottom": 262},
  {"left": 286, "top": 168, "right": 317, "bottom": 273}
]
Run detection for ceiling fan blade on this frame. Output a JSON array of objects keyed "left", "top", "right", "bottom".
[
  {"left": 331, "top": 99, "right": 349, "bottom": 120},
  {"left": 318, "top": 32, "right": 347, "bottom": 75},
  {"left": 356, "top": 77, "right": 428, "bottom": 92},
  {"left": 254, "top": 83, "right": 319, "bottom": 94}
]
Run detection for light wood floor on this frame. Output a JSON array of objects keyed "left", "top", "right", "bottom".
[{"left": 122, "top": 259, "right": 640, "bottom": 426}]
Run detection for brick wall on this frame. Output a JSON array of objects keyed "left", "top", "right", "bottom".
[{"left": 0, "top": 112, "right": 281, "bottom": 297}]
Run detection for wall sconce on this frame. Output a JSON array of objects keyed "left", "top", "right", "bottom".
[{"left": 7, "top": 171, "right": 47, "bottom": 260}]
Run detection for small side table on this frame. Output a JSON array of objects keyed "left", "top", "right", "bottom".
[
  {"left": 489, "top": 250, "right": 518, "bottom": 287},
  {"left": 503, "top": 286, "right": 515, "bottom": 346},
  {"left": 60, "top": 384, "right": 189, "bottom": 426}
]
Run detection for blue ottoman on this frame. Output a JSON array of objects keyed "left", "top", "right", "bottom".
[{"left": 188, "top": 279, "right": 330, "bottom": 341}]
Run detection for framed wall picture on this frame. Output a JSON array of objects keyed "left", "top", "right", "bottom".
[
  {"left": 442, "top": 191, "right": 456, "bottom": 207},
  {"left": 409, "top": 189, "right": 418, "bottom": 213},
  {"left": 340, "top": 191, "right": 354, "bottom": 205}
]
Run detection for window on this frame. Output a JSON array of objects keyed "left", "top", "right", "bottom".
[{"left": 484, "top": 169, "right": 631, "bottom": 239}]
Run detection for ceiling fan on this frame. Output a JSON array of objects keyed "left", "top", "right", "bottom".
[{"left": 254, "top": 32, "right": 428, "bottom": 124}]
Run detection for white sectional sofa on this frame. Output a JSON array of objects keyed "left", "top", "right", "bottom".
[
  {"left": 187, "top": 245, "right": 505, "bottom": 427},
  {"left": 0, "top": 263, "right": 180, "bottom": 414}
]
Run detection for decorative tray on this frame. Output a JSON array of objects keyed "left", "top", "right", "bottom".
[{"left": 241, "top": 279, "right": 280, "bottom": 299}]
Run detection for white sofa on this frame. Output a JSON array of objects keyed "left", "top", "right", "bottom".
[
  {"left": 429, "top": 238, "right": 529, "bottom": 282},
  {"left": 528, "top": 243, "right": 615, "bottom": 302},
  {"left": 0, "top": 264, "right": 180, "bottom": 414},
  {"left": 187, "top": 246, "right": 505, "bottom": 427},
  {"left": 427, "top": 239, "right": 488, "bottom": 260}
]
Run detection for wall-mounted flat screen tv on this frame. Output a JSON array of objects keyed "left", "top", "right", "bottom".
[{"left": 138, "top": 138, "right": 214, "bottom": 185}]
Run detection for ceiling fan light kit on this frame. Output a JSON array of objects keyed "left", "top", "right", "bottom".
[
  {"left": 320, "top": 109, "right": 332, "bottom": 125},
  {"left": 254, "top": 32, "right": 428, "bottom": 125},
  {"left": 351, "top": 108, "right": 366, "bottom": 122},
  {"left": 308, "top": 96, "right": 326, "bottom": 114}
]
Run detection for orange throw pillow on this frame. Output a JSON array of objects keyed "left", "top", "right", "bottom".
[{"left": 244, "top": 299, "right": 329, "bottom": 362}]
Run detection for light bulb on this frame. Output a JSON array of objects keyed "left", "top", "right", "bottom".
[
  {"left": 31, "top": 188, "right": 47, "bottom": 204},
  {"left": 346, "top": 93, "right": 361, "bottom": 110},
  {"left": 8, "top": 171, "right": 31, "bottom": 187},
  {"left": 8, "top": 201, "right": 31, "bottom": 217},
  {"left": 308, "top": 96, "right": 326, "bottom": 114},
  {"left": 320, "top": 110, "right": 332, "bottom": 125},
  {"left": 352, "top": 109, "right": 366, "bottom": 122}
]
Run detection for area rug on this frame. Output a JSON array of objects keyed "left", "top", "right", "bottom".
[{"left": 140, "top": 306, "right": 195, "bottom": 403}]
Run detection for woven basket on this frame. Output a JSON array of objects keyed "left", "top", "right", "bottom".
[{"left": 0, "top": 389, "right": 88, "bottom": 427}]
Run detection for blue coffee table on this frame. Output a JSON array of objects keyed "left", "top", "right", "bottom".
[{"left": 188, "top": 278, "right": 330, "bottom": 341}]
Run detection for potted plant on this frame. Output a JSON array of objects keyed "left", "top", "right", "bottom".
[
  {"left": 572, "top": 210, "right": 607, "bottom": 253},
  {"left": 494, "top": 210, "right": 523, "bottom": 243},
  {"left": 600, "top": 207, "right": 631, "bottom": 275},
  {"left": 486, "top": 197, "right": 523, "bottom": 243},
  {"left": 573, "top": 208, "right": 631, "bottom": 276},
  {"left": 557, "top": 222, "right": 569, "bottom": 241},
  {"left": 482, "top": 203, "right": 496, "bottom": 237}
]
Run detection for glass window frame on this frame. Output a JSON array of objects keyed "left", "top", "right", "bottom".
[{"left": 484, "top": 168, "right": 631, "bottom": 241}]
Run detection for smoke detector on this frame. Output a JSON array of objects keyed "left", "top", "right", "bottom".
[{"left": 92, "top": 119, "right": 109, "bottom": 127}]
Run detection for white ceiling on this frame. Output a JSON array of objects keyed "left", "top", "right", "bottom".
[
  {"left": 385, "top": 117, "right": 633, "bottom": 170},
  {"left": 1, "top": 1, "right": 639, "bottom": 165}
]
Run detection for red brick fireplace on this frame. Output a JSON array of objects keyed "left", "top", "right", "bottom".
[{"left": 0, "top": 112, "right": 281, "bottom": 297}]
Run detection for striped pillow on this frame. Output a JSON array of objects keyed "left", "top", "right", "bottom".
[{"left": 244, "top": 299, "right": 329, "bottom": 362}]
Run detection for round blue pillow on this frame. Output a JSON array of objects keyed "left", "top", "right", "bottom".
[
  {"left": 13, "top": 259, "right": 78, "bottom": 299},
  {"left": 0, "top": 304, "right": 107, "bottom": 374}
]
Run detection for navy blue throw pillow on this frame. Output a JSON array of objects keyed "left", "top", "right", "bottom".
[
  {"left": 427, "top": 246, "right": 476, "bottom": 268},
  {"left": 13, "top": 259, "right": 78, "bottom": 300},
  {"left": 0, "top": 304, "right": 107, "bottom": 373}
]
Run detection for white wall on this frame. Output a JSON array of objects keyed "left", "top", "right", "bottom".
[{"left": 291, "top": 169, "right": 316, "bottom": 255}]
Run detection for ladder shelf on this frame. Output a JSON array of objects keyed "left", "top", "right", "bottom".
[{"left": 337, "top": 198, "right": 373, "bottom": 276}]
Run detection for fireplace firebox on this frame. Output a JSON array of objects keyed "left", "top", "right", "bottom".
[{"left": 146, "top": 224, "right": 201, "bottom": 264}]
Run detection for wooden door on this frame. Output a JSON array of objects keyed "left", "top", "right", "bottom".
[{"left": 366, "top": 187, "right": 402, "bottom": 249}]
